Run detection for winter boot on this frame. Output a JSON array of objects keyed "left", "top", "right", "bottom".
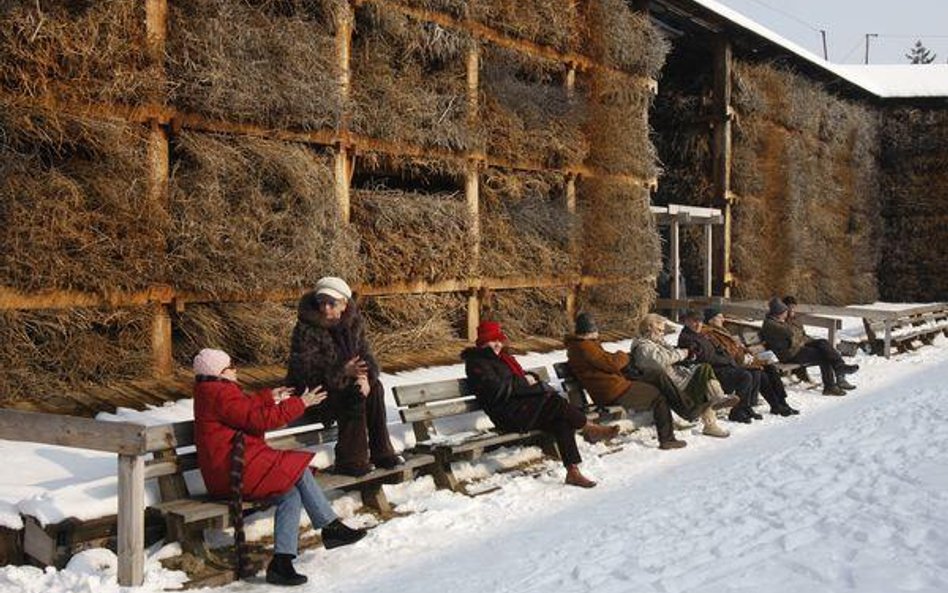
[
  {"left": 711, "top": 394, "right": 740, "bottom": 410},
  {"left": 265, "top": 554, "right": 308, "bottom": 587},
  {"left": 728, "top": 407, "right": 752, "bottom": 424},
  {"left": 373, "top": 455, "right": 405, "bottom": 470},
  {"left": 701, "top": 409, "right": 730, "bottom": 438},
  {"left": 835, "top": 363, "right": 860, "bottom": 375},
  {"left": 836, "top": 377, "right": 856, "bottom": 390},
  {"left": 321, "top": 519, "right": 367, "bottom": 550},
  {"left": 582, "top": 422, "right": 620, "bottom": 444},
  {"left": 564, "top": 465, "right": 597, "bottom": 488},
  {"left": 822, "top": 385, "right": 846, "bottom": 396},
  {"left": 659, "top": 438, "right": 687, "bottom": 450}
]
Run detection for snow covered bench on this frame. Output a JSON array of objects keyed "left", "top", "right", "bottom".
[
  {"left": 146, "top": 418, "right": 435, "bottom": 557},
  {"left": 861, "top": 305, "right": 948, "bottom": 358},
  {"left": 393, "top": 367, "right": 563, "bottom": 491}
]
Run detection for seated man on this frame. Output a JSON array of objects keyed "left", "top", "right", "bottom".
[
  {"left": 761, "top": 297, "right": 858, "bottom": 396},
  {"left": 700, "top": 307, "right": 799, "bottom": 416},
  {"left": 678, "top": 310, "right": 759, "bottom": 423},
  {"left": 286, "top": 276, "right": 401, "bottom": 476},
  {"left": 565, "top": 313, "right": 729, "bottom": 443}
]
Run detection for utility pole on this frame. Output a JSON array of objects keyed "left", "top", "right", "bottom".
[
  {"left": 820, "top": 30, "right": 828, "bottom": 60},
  {"left": 865, "top": 33, "right": 878, "bottom": 64}
]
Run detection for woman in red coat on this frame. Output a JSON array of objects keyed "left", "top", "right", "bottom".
[{"left": 192, "top": 348, "right": 366, "bottom": 586}]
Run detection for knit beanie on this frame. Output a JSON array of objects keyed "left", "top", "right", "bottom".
[
  {"left": 193, "top": 348, "right": 231, "bottom": 377},
  {"left": 703, "top": 307, "right": 722, "bottom": 324},
  {"left": 575, "top": 312, "right": 598, "bottom": 335},
  {"left": 768, "top": 297, "right": 789, "bottom": 316},
  {"left": 314, "top": 276, "right": 352, "bottom": 301}
]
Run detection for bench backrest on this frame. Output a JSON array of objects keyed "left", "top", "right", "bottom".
[{"left": 553, "top": 362, "right": 589, "bottom": 409}]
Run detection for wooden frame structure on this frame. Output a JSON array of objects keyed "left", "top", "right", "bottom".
[
  {"left": 651, "top": 205, "right": 723, "bottom": 319},
  {"left": 1, "top": 0, "right": 661, "bottom": 380}
]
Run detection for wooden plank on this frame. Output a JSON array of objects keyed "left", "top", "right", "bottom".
[
  {"left": 703, "top": 223, "right": 713, "bottom": 298},
  {"left": 401, "top": 400, "right": 479, "bottom": 423},
  {"left": 23, "top": 517, "right": 55, "bottom": 567},
  {"left": 155, "top": 499, "right": 229, "bottom": 524},
  {"left": 670, "top": 219, "right": 680, "bottom": 319},
  {"left": 316, "top": 454, "right": 435, "bottom": 490},
  {"left": 144, "top": 421, "right": 194, "bottom": 451},
  {"left": 0, "top": 411, "right": 147, "bottom": 455},
  {"left": 393, "top": 379, "right": 468, "bottom": 406},
  {"left": 117, "top": 454, "right": 145, "bottom": 587}
]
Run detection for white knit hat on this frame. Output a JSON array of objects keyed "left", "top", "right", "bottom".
[
  {"left": 314, "top": 276, "right": 352, "bottom": 301},
  {"left": 193, "top": 348, "right": 231, "bottom": 377}
]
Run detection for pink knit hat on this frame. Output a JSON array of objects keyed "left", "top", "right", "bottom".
[{"left": 192, "top": 348, "right": 232, "bottom": 377}]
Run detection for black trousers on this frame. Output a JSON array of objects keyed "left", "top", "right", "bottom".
[
  {"left": 789, "top": 339, "right": 844, "bottom": 387},
  {"left": 529, "top": 396, "right": 588, "bottom": 467},
  {"left": 713, "top": 365, "right": 755, "bottom": 410},
  {"left": 751, "top": 365, "right": 789, "bottom": 410},
  {"left": 616, "top": 374, "right": 676, "bottom": 444}
]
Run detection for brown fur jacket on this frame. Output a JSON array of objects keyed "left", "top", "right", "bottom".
[{"left": 285, "top": 291, "right": 380, "bottom": 397}]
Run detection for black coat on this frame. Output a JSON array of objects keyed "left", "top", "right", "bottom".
[
  {"left": 285, "top": 292, "right": 380, "bottom": 399},
  {"left": 461, "top": 346, "right": 550, "bottom": 432},
  {"left": 677, "top": 326, "right": 737, "bottom": 369}
]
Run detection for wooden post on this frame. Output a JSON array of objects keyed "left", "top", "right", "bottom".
[
  {"left": 711, "top": 36, "right": 733, "bottom": 298},
  {"left": 151, "top": 303, "right": 173, "bottom": 377},
  {"left": 703, "top": 223, "right": 713, "bottom": 298},
  {"left": 565, "top": 175, "right": 577, "bottom": 320},
  {"left": 465, "top": 45, "right": 481, "bottom": 341},
  {"left": 334, "top": 2, "right": 353, "bottom": 224},
  {"left": 145, "top": 0, "right": 168, "bottom": 66},
  {"left": 117, "top": 454, "right": 145, "bottom": 587},
  {"left": 670, "top": 218, "right": 680, "bottom": 321}
]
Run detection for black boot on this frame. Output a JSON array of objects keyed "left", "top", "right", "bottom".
[
  {"left": 322, "top": 519, "right": 367, "bottom": 550},
  {"left": 266, "top": 554, "right": 308, "bottom": 587},
  {"left": 835, "top": 363, "right": 859, "bottom": 375},
  {"left": 836, "top": 376, "right": 856, "bottom": 390},
  {"left": 728, "top": 407, "right": 752, "bottom": 424}
]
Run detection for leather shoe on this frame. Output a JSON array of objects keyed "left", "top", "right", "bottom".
[
  {"left": 836, "top": 377, "right": 856, "bottom": 390},
  {"left": 322, "top": 519, "right": 367, "bottom": 550},
  {"left": 728, "top": 408, "right": 752, "bottom": 424}
]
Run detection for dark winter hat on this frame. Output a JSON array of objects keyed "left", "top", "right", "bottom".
[
  {"left": 768, "top": 297, "right": 789, "bottom": 316},
  {"left": 575, "top": 312, "right": 598, "bottom": 335},
  {"left": 703, "top": 307, "right": 723, "bottom": 324},
  {"left": 680, "top": 309, "right": 702, "bottom": 322},
  {"left": 782, "top": 295, "right": 798, "bottom": 306}
]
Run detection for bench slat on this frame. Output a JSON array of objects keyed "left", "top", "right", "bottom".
[
  {"left": 393, "top": 379, "right": 469, "bottom": 406},
  {"left": 401, "top": 400, "right": 479, "bottom": 423}
]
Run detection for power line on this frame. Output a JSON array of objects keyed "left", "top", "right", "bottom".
[{"left": 740, "top": 0, "right": 823, "bottom": 33}]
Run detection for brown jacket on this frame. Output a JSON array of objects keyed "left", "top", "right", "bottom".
[
  {"left": 700, "top": 325, "right": 763, "bottom": 369},
  {"left": 564, "top": 335, "right": 633, "bottom": 405}
]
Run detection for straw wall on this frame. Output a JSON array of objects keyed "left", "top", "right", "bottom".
[{"left": 878, "top": 107, "right": 948, "bottom": 301}]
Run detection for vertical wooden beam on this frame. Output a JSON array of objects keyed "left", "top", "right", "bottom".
[
  {"left": 466, "top": 44, "right": 481, "bottom": 341},
  {"left": 565, "top": 175, "right": 578, "bottom": 320},
  {"left": 711, "top": 36, "right": 733, "bottom": 298},
  {"left": 703, "top": 223, "right": 713, "bottom": 298},
  {"left": 117, "top": 454, "right": 145, "bottom": 587},
  {"left": 151, "top": 303, "right": 173, "bottom": 377},
  {"left": 335, "top": 1, "right": 354, "bottom": 224},
  {"left": 670, "top": 219, "right": 680, "bottom": 320},
  {"left": 145, "top": 0, "right": 168, "bottom": 66}
]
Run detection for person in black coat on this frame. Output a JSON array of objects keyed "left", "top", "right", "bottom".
[
  {"left": 677, "top": 310, "right": 759, "bottom": 423},
  {"left": 461, "top": 321, "right": 617, "bottom": 489}
]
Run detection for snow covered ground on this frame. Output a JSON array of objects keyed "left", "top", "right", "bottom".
[{"left": 2, "top": 331, "right": 948, "bottom": 592}]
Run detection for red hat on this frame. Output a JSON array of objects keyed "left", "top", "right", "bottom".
[{"left": 476, "top": 321, "right": 508, "bottom": 347}]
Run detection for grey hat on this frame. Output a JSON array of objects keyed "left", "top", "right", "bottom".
[
  {"left": 703, "top": 307, "right": 722, "bottom": 324},
  {"left": 575, "top": 312, "right": 598, "bottom": 335},
  {"left": 768, "top": 297, "right": 789, "bottom": 316}
]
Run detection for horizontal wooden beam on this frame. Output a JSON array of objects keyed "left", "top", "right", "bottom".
[{"left": 0, "top": 410, "right": 148, "bottom": 455}]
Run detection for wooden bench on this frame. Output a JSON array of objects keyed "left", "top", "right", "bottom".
[
  {"left": 725, "top": 321, "right": 810, "bottom": 379},
  {"left": 863, "top": 306, "right": 948, "bottom": 357},
  {"left": 552, "top": 362, "right": 633, "bottom": 424},
  {"left": 393, "top": 367, "right": 571, "bottom": 492},
  {"left": 146, "top": 417, "right": 435, "bottom": 557}
]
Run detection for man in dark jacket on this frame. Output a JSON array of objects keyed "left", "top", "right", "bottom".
[
  {"left": 678, "top": 310, "right": 759, "bottom": 423},
  {"left": 286, "top": 277, "right": 399, "bottom": 476},
  {"left": 760, "top": 297, "right": 858, "bottom": 396}
]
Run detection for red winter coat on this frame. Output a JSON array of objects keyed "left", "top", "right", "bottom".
[{"left": 194, "top": 378, "right": 314, "bottom": 500}]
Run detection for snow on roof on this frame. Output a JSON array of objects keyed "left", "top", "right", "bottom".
[{"left": 686, "top": 0, "right": 948, "bottom": 99}]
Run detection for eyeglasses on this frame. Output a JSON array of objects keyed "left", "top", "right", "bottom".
[{"left": 314, "top": 294, "right": 338, "bottom": 308}]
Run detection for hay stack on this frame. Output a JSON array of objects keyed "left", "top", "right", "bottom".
[
  {"left": 0, "top": 104, "right": 167, "bottom": 293},
  {"left": 577, "top": 279, "right": 655, "bottom": 335},
  {"left": 728, "top": 59, "right": 881, "bottom": 304},
  {"left": 351, "top": 2, "right": 474, "bottom": 151},
  {"left": 0, "top": 0, "right": 158, "bottom": 105},
  {"left": 0, "top": 307, "right": 152, "bottom": 407},
  {"left": 584, "top": 70, "right": 657, "bottom": 179},
  {"left": 479, "top": 168, "right": 577, "bottom": 278},
  {"left": 481, "top": 45, "right": 588, "bottom": 168},
  {"left": 878, "top": 107, "right": 948, "bottom": 301},
  {"left": 167, "top": 0, "right": 342, "bottom": 130},
  {"left": 481, "top": 288, "right": 570, "bottom": 340},
  {"left": 360, "top": 293, "right": 467, "bottom": 361},
  {"left": 470, "top": 0, "right": 579, "bottom": 52},
  {"left": 583, "top": 0, "right": 668, "bottom": 77},
  {"left": 173, "top": 302, "right": 297, "bottom": 366},
  {"left": 168, "top": 131, "right": 362, "bottom": 294}
]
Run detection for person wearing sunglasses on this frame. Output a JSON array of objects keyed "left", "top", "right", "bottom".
[{"left": 286, "top": 277, "right": 401, "bottom": 477}]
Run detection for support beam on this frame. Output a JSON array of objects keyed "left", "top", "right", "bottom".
[
  {"left": 703, "top": 223, "right": 713, "bottom": 298},
  {"left": 565, "top": 175, "right": 578, "bottom": 320},
  {"left": 711, "top": 36, "right": 733, "bottom": 297},
  {"left": 465, "top": 45, "right": 481, "bottom": 341},
  {"left": 335, "top": 3, "right": 353, "bottom": 224},
  {"left": 117, "top": 454, "right": 145, "bottom": 587},
  {"left": 669, "top": 220, "right": 681, "bottom": 321},
  {"left": 151, "top": 303, "right": 174, "bottom": 378}
]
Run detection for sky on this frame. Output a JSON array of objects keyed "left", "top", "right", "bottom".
[{"left": 712, "top": 0, "right": 948, "bottom": 64}]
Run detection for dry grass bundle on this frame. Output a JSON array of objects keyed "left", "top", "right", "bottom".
[
  {"left": 360, "top": 293, "right": 467, "bottom": 360},
  {"left": 352, "top": 186, "right": 471, "bottom": 284},
  {"left": 0, "top": 0, "right": 159, "bottom": 105},
  {"left": 584, "top": 70, "right": 657, "bottom": 178},
  {"left": 167, "top": 0, "right": 341, "bottom": 130},
  {"left": 396, "top": 0, "right": 469, "bottom": 18},
  {"left": 481, "top": 288, "right": 570, "bottom": 340},
  {"left": 479, "top": 168, "right": 577, "bottom": 278},
  {"left": 469, "top": 0, "right": 579, "bottom": 52},
  {"left": 578, "top": 178, "right": 661, "bottom": 279},
  {"left": 168, "top": 131, "right": 362, "bottom": 294},
  {"left": 351, "top": 3, "right": 474, "bottom": 151},
  {"left": 583, "top": 0, "right": 668, "bottom": 77},
  {"left": 0, "top": 307, "right": 152, "bottom": 407},
  {"left": 173, "top": 302, "right": 297, "bottom": 366},
  {"left": 576, "top": 279, "right": 655, "bottom": 335},
  {"left": 0, "top": 104, "right": 167, "bottom": 293},
  {"left": 481, "top": 45, "right": 588, "bottom": 168}
]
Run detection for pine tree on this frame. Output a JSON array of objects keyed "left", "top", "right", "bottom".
[{"left": 906, "top": 40, "right": 936, "bottom": 64}]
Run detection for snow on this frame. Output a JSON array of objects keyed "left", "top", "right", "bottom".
[
  {"left": 687, "top": 0, "right": 948, "bottom": 98},
  {"left": 2, "top": 333, "right": 948, "bottom": 592}
]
